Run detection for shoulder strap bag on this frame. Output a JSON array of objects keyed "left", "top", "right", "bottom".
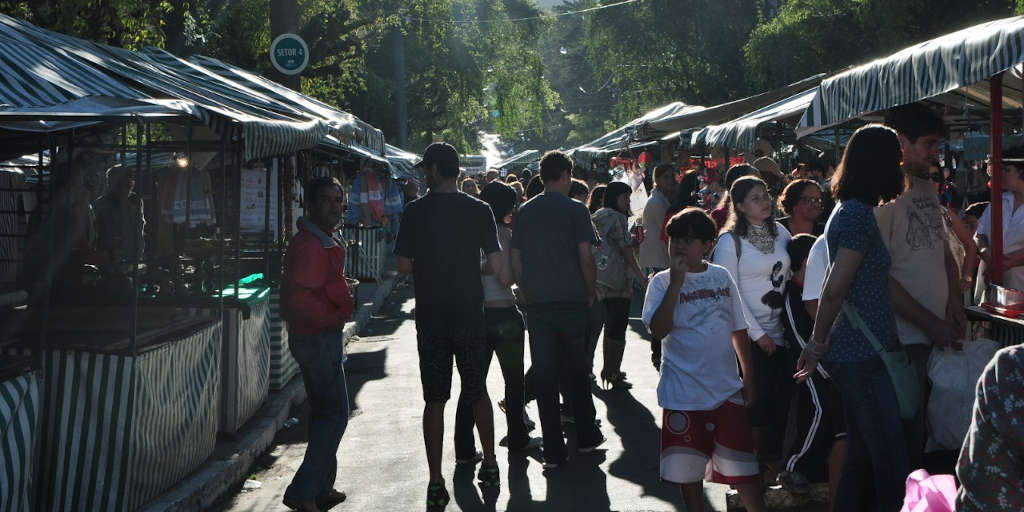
[{"left": 842, "top": 303, "right": 921, "bottom": 421}]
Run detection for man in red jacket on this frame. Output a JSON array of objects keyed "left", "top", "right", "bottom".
[{"left": 281, "top": 176, "right": 354, "bottom": 512}]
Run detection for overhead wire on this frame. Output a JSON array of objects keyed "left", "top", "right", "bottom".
[{"left": 403, "top": 0, "right": 642, "bottom": 25}]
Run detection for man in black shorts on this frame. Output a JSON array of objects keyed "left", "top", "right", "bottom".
[{"left": 396, "top": 142, "right": 503, "bottom": 508}]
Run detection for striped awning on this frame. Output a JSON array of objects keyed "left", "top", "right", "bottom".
[
  {"left": 571, "top": 102, "right": 702, "bottom": 168},
  {"left": 692, "top": 87, "right": 818, "bottom": 151},
  {"left": 639, "top": 74, "right": 826, "bottom": 140},
  {"left": 0, "top": 14, "right": 327, "bottom": 161},
  {"left": 492, "top": 149, "right": 540, "bottom": 170},
  {"left": 189, "top": 55, "right": 386, "bottom": 157},
  {"left": 797, "top": 16, "right": 1024, "bottom": 137},
  {"left": 385, "top": 144, "right": 420, "bottom": 180}
]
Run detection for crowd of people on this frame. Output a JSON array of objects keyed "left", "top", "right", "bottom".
[{"left": 278, "top": 102, "right": 1024, "bottom": 512}]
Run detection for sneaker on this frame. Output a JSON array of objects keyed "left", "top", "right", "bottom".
[
  {"left": 477, "top": 464, "right": 500, "bottom": 488},
  {"left": 509, "top": 437, "right": 543, "bottom": 452},
  {"left": 778, "top": 471, "right": 811, "bottom": 495},
  {"left": 426, "top": 482, "right": 450, "bottom": 508},
  {"left": 455, "top": 450, "right": 483, "bottom": 465},
  {"left": 577, "top": 436, "right": 607, "bottom": 453}
]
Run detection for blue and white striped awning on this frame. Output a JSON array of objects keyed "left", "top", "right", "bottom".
[
  {"left": 692, "top": 87, "right": 818, "bottom": 152},
  {"left": 188, "top": 55, "right": 386, "bottom": 157},
  {"left": 386, "top": 144, "right": 420, "bottom": 180},
  {"left": 0, "top": 14, "right": 328, "bottom": 161},
  {"left": 639, "top": 74, "right": 826, "bottom": 140},
  {"left": 797, "top": 16, "right": 1024, "bottom": 137}
]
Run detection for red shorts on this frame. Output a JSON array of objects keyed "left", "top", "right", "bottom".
[{"left": 660, "top": 396, "right": 759, "bottom": 485}]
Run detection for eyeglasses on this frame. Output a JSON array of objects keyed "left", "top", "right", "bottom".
[{"left": 799, "top": 196, "right": 823, "bottom": 205}]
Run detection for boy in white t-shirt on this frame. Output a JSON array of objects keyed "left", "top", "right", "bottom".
[{"left": 642, "top": 207, "right": 766, "bottom": 512}]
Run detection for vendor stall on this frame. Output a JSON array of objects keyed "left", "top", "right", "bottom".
[
  {"left": 1, "top": 312, "right": 221, "bottom": 512},
  {"left": 792, "top": 15, "right": 1024, "bottom": 340}
]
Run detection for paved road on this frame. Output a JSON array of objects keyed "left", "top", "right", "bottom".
[{"left": 216, "top": 284, "right": 746, "bottom": 512}]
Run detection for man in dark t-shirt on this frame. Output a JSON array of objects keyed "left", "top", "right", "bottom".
[
  {"left": 512, "top": 150, "right": 605, "bottom": 468},
  {"left": 395, "top": 142, "right": 502, "bottom": 507}
]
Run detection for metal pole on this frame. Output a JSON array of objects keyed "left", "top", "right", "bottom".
[
  {"left": 265, "top": 158, "right": 272, "bottom": 280},
  {"left": 393, "top": 29, "right": 408, "bottom": 149},
  {"left": 990, "top": 73, "right": 1005, "bottom": 286},
  {"left": 219, "top": 128, "right": 228, "bottom": 323},
  {"left": 235, "top": 129, "right": 242, "bottom": 298},
  {"left": 130, "top": 119, "right": 142, "bottom": 355}
]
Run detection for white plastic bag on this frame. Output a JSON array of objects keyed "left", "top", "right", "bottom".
[{"left": 925, "top": 339, "right": 1000, "bottom": 452}]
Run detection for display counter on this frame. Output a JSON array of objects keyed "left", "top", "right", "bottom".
[
  {"left": 965, "top": 305, "right": 1024, "bottom": 347},
  {"left": 0, "top": 356, "right": 40, "bottom": 512},
  {"left": 214, "top": 275, "right": 271, "bottom": 434},
  {"left": 2, "top": 315, "right": 221, "bottom": 512}
]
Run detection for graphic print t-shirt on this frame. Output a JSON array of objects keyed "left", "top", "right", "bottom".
[
  {"left": 712, "top": 224, "right": 792, "bottom": 345},
  {"left": 642, "top": 264, "right": 748, "bottom": 411}
]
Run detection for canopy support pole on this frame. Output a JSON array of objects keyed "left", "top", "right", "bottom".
[{"left": 991, "top": 73, "right": 1004, "bottom": 286}]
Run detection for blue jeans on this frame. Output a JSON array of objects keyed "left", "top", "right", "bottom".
[
  {"left": 828, "top": 357, "right": 909, "bottom": 512},
  {"left": 285, "top": 329, "right": 350, "bottom": 502},
  {"left": 525, "top": 303, "right": 602, "bottom": 463}
]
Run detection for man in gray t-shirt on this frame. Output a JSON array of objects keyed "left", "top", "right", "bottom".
[{"left": 511, "top": 150, "right": 604, "bottom": 467}]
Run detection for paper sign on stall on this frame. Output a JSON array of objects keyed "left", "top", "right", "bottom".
[{"left": 240, "top": 166, "right": 279, "bottom": 234}]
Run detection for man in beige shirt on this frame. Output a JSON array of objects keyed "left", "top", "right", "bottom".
[
  {"left": 638, "top": 164, "right": 678, "bottom": 273},
  {"left": 875, "top": 103, "right": 965, "bottom": 467}
]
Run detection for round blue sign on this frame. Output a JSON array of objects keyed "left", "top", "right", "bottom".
[{"left": 270, "top": 33, "right": 309, "bottom": 75}]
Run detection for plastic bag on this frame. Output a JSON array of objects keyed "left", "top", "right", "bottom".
[
  {"left": 901, "top": 469, "right": 956, "bottom": 512},
  {"left": 925, "top": 338, "right": 1000, "bottom": 452}
]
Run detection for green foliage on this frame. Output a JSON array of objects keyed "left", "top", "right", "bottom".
[{"left": 745, "top": 0, "right": 1019, "bottom": 90}]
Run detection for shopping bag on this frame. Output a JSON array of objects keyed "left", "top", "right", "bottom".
[
  {"left": 925, "top": 338, "right": 1000, "bottom": 452},
  {"left": 901, "top": 469, "right": 956, "bottom": 512}
]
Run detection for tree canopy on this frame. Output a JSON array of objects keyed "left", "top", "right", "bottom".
[{"left": 2, "top": 0, "right": 1024, "bottom": 154}]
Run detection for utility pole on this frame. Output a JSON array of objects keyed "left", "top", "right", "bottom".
[
  {"left": 393, "top": 28, "right": 408, "bottom": 149},
  {"left": 270, "top": 0, "right": 300, "bottom": 90}
]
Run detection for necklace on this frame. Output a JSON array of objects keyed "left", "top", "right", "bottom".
[{"left": 746, "top": 223, "right": 776, "bottom": 254}]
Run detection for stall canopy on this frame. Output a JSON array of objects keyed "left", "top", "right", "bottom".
[
  {"left": 639, "top": 74, "right": 826, "bottom": 140},
  {"left": 386, "top": 144, "right": 420, "bottom": 180},
  {"left": 186, "top": 55, "right": 386, "bottom": 158},
  {"left": 0, "top": 14, "right": 329, "bottom": 161},
  {"left": 692, "top": 87, "right": 819, "bottom": 152},
  {"left": 492, "top": 149, "right": 539, "bottom": 170},
  {"left": 796, "top": 16, "right": 1024, "bottom": 137},
  {"left": 572, "top": 102, "right": 704, "bottom": 168}
]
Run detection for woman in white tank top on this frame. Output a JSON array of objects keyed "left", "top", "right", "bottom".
[{"left": 453, "top": 181, "right": 541, "bottom": 456}]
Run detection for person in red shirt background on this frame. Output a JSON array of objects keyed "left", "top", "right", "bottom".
[{"left": 280, "top": 176, "right": 354, "bottom": 512}]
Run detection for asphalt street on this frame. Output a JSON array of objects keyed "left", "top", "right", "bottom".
[{"left": 215, "top": 283, "right": 794, "bottom": 512}]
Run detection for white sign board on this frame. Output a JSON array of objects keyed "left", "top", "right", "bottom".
[{"left": 240, "top": 165, "right": 279, "bottom": 234}]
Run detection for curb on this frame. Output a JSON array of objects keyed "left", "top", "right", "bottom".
[{"left": 143, "top": 273, "right": 398, "bottom": 512}]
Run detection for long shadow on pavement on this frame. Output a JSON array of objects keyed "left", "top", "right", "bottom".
[{"left": 596, "top": 388, "right": 711, "bottom": 511}]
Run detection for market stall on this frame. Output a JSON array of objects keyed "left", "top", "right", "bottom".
[{"left": 793, "top": 15, "right": 1024, "bottom": 345}]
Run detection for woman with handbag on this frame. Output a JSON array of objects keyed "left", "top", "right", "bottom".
[
  {"left": 592, "top": 181, "right": 645, "bottom": 389},
  {"left": 795, "top": 124, "right": 957, "bottom": 512}
]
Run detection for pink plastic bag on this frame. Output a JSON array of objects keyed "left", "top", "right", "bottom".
[{"left": 901, "top": 469, "right": 957, "bottom": 512}]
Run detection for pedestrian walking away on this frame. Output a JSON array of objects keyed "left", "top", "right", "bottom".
[
  {"left": 511, "top": 150, "right": 605, "bottom": 469},
  {"left": 280, "top": 176, "right": 355, "bottom": 512},
  {"left": 395, "top": 142, "right": 503, "bottom": 509},
  {"left": 453, "top": 180, "right": 542, "bottom": 458}
]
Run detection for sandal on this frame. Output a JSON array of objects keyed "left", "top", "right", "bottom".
[
  {"left": 477, "top": 464, "right": 500, "bottom": 488},
  {"left": 426, "top": 482, "right": 450, "bottom": 508}
]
